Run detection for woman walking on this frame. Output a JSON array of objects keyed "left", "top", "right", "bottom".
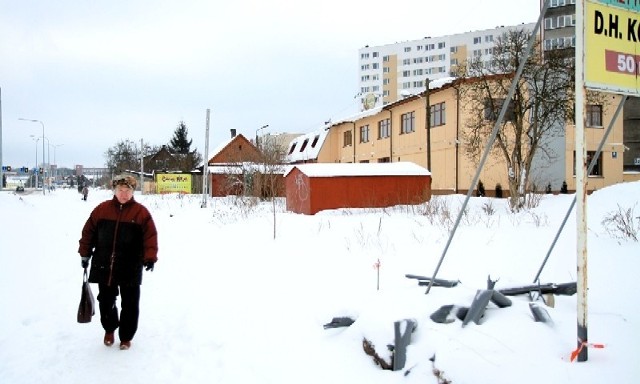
[{"left": 78, "top": 175, "right": 158, "bottom": 350}]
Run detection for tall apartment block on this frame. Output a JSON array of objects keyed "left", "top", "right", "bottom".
[
  {"left": 541, "top": 0, "right": 640, "bottom": 172},
  {"left": 357, "top": 23, "right": 535, "bottom": 111},
  {"left": 541, "top": 0, "right": 577, "bottom": 53}
]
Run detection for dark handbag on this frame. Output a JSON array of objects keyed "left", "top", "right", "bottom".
[{"left": 77, "top": 268, "right": 95, "bottom": 323}]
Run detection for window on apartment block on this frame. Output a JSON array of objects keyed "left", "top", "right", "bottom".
[
  {"left": 378, "top": 118, "right": 390, "bottom": 139},
  {"left": 484, "top": 98, "right": 515, "bottom": 122},
  {"left": 545, "top": 17, "right": 555, "bottom": 30},
  {"left": 473, "top": 36, "right": 481, "bottom": 44},
  {"left": 378, "top": 157, "right": 390, "bottom": 163},
  {"left": 557, "top": 15, "right": 566, "bottom": 28},
  {"left": 573, "top": 151, "right": 603, "bottom": 176},
  {"left": 430, "top": 102, "right": 446, "bottom": 127},
  {"left": 586, "top": 105, "right": 603, "bottom": 127},
  {"left": 401, "top": 111, "right": 415, "bottom": 134},
  {"left": 360, "top": 125, "right": 370, "bottom": 143},
  {"left": 343, "top": 130, "right": 352, "bottom": 147}
]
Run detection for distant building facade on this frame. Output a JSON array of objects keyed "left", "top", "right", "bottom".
[
  {"left": 357, "top": 22, "right": 536, "bottom": 111},
  {"left": 288, "top": 77, "right": 627, "bottom": 195}
]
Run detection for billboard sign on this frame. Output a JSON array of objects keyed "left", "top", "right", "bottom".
[
  {"left": 155, "top": 173, "right": 191, "bottom": 194},
  {"left": 585, "top": 0, "right": 640, "bottom": 95}
]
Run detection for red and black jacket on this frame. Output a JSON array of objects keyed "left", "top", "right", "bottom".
[{"left": 78, "top": 196, "right": 158, "bottom": 286}]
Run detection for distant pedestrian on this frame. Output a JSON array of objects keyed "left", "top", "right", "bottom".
[
  {"left": 77, "top": 175, "right": 158, "bottom": 350},
  {"left": 82, "top": 185, "right": 89, "bottom": 201}
]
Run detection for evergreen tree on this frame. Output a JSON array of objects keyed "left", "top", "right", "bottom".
[
  {"left": 169, "top": 121, "right": 193, "bottom": 154},
  {"left": 476, "top": 180, "right": 485, "bottom": 197},
  {"left": 167, "top": 121, "right": 202, "bottom": 173},
  {"left": 561, "top": 181, "right": 568, "bottom": 194}
]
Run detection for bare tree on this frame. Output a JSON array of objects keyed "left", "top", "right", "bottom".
[
  {"left": 256, "top": 135, "right": 288, "bottom": 239},
  {"left": 105, "top": 139, "right": 140, "bottom": 176},
  {"left": 255, "top": 135, "right": 287, "bottom": 199},
  {"left": 454, "top": 29, "right": 604, "bottom": 211}
]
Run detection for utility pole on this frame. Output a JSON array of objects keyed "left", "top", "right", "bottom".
[
  {"left": 425, "top": 78, "right": 431, "bottom": 171},
  {"left": 201, "top": 109, "right": 210, "bottom": 208}
]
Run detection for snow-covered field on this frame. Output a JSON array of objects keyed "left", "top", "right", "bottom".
[{"left": 1, "top": 182, "right": 638, "bottom": 384}]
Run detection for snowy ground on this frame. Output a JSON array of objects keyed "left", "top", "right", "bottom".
[{"left": 0, "top": 182, "right": 638, "bottom": 384}]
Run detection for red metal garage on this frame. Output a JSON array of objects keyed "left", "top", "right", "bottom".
[{"left": 284, "top": 162, "right": 431, "bottom": 215}]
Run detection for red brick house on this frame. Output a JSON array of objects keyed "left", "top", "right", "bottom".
[{"left": 206, "top": 130, "right": 287, "bottom": 197}]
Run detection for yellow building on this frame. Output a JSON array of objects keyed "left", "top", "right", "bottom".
[{"left": 289, "top": 78, "right": 626, "bottom": 196}]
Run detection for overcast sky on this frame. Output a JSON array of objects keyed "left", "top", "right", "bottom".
[{"left": 1, "top": 0, "right": 539, "bottom": 169}]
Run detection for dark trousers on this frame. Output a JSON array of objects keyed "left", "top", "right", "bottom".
[{"left": 97, "top": 284, "right": 141, "bottom": 342}]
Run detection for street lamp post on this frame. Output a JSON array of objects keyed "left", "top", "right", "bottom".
[
  {"left": 29, "top": 135, "right": 49, "bottom": 188},
  {"left": 52, "top": 143, "right": 63, "bottom": 185},
  {"left": 19, "top": 118, "right": 46, "bottom": 195},
  {"left": 31, "top": 136, "right": 39, "bottom": 189},
  {"left": 255, "top": 124, "right": 269, "bottom": 150},
  {"left": 39, "top": 136, "right": 50, "bottom": 188}
]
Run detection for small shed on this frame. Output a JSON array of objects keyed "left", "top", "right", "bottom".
[{"left": 284, "top": 162, "right": 431, "bottom": 215}]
